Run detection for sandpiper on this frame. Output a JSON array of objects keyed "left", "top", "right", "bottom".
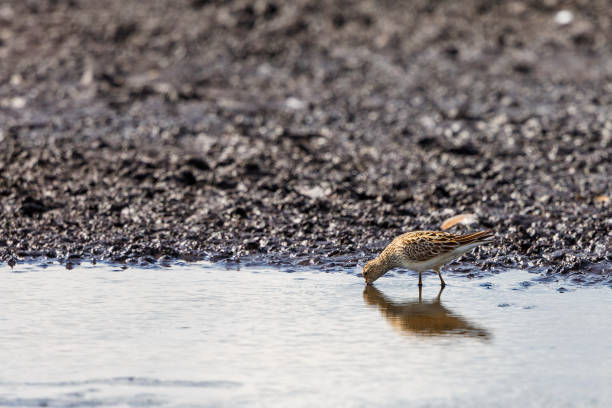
[{"left": 362, "top": 230, "right": 494, "bottom": 286}]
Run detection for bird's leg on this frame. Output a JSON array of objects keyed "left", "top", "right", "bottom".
[
  {"left": 434, "top": 267, "right": 445, "bottom": 287},
  {"left": 418, "top": 272, "right": 422, "bottom": 287}
]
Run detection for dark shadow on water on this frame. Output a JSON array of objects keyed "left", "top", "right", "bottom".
[{"left": 363, "top": 286, "right": 491, "bottom": 340}]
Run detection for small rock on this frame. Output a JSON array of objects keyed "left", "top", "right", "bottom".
[
  {"left": 554, "top": 10, "right": 574, "bottom": 25},
  {"left": 285, "top": 97, "right": 305, "bottom": 110}
]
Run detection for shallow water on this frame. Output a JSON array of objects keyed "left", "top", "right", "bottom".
[{"left": 1, "top": 262, "right": 611, "bottom": 407}]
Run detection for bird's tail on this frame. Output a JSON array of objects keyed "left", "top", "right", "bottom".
[{"left": 456, "top": 229, "right": 494, "bottom": 244}]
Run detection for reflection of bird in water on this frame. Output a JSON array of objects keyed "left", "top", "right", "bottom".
[
  {"left": 362, "top": 230, "right": 494, "bottom": 286},
  {"left": 363, "top": 285, "right": 490, "bottom": 340}
]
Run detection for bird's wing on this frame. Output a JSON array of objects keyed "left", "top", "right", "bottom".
[
  {"left": 399, "top": 232, "right": 461, "bottom": 262},
  {"left": 455, "top": 229, "right": 494, "bottom": 244}
]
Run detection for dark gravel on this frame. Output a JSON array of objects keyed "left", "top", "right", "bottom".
[{"left": 0, "top": 0, "right": 610, "bottom": 280}]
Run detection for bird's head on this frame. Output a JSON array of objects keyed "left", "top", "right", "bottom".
[{"left": 362, "top": 258, "right": 388, "bottom": 285}]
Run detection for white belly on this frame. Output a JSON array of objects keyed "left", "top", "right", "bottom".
[{"left": 399, "top": 243, "right": 482, "bottom": 272}]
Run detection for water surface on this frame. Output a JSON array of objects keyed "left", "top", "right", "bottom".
[{"left": 1, "top": 262, "right": 610, "bottom": 407}]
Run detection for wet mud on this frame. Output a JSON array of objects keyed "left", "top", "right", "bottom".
[{"left": 0, "top": 0, "right": 610, "bottom": 280}]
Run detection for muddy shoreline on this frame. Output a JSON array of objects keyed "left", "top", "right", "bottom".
[{"left": 0, "top": 1, "right": 610, "bottom": 279}]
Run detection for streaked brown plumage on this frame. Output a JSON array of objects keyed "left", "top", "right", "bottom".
[{"left": 362, "top": 230, "right": 494, "bottom": 286}]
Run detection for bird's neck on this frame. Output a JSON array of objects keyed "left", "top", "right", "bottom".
[{"left": 371, "top": 254, "right": 394, "bottom": 278}]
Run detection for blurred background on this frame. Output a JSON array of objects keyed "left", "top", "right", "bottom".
[{"left": 0, "top": 0, "right": 610, "bottom": 273}]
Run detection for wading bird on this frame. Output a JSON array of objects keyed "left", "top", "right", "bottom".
[{"left": 362, "top": 230, "right": 494, "bottom": 286}]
